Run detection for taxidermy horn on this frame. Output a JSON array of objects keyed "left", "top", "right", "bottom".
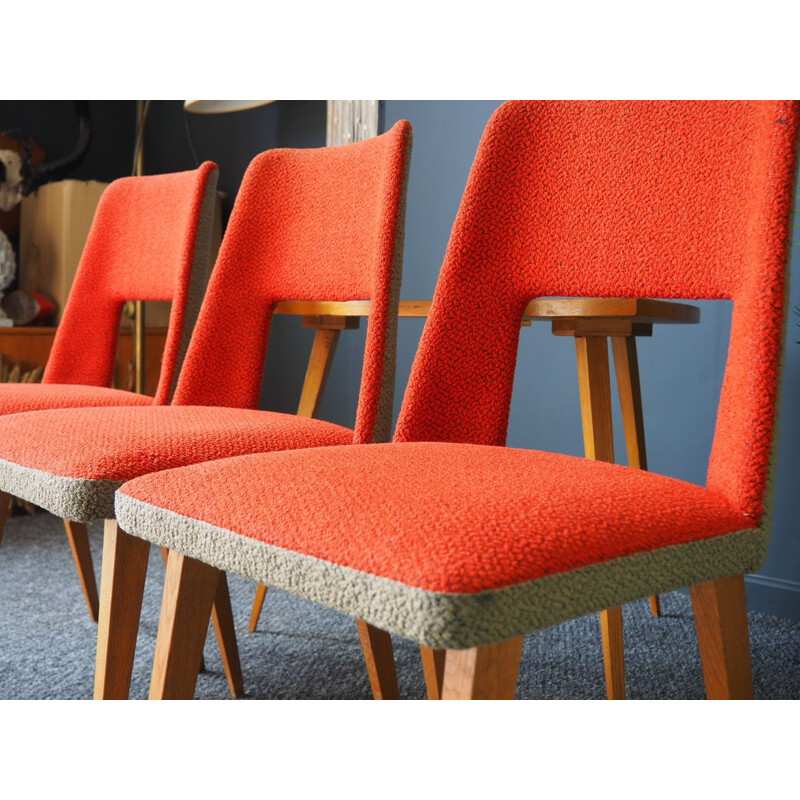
[{"left": 21, "top": 100, "right": 92, "bottom": 195}]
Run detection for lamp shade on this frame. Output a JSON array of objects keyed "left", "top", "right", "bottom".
[{"left": 184, "top": 100, "right": 275, "bottom": 114}]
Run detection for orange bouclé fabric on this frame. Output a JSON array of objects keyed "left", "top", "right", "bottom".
[
  {"left": 0, "top": 124, "right": 411, "bottom": 522},
  {"left": 172, "top": 122, "right": 413, "bottom": 444},
  {"left": 118, "top": 442, "right": 751, "bottom": 594},
  {"left": 0, "top": 384, "right": 153, "bottom": 415},
  {"left": 42, "top": 162, "right": 218, "bottom": 404},
  {"left": 395, "top": 101, "right": 799, "bottom": 522},
  {"left": 0, "top": 406, "right": 352, "bottom": 482},
  {"left": 115, "top": 102, "right": 800, "bottom": 648}
]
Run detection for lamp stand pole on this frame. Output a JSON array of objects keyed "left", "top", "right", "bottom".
[{"left": 132, "top": 100, "right": 150, "bottom": 394}]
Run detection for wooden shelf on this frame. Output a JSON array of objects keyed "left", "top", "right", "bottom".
[{"left": 0, "top": 326, "right": 168, "bottom": 396}]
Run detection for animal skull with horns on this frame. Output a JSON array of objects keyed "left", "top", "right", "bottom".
[{"left": 0, "top": 101, "right": 92, "bottom": 212}]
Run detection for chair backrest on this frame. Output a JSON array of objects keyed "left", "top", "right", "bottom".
[
  {"left": 42, "top": 162, "right": 219, "bottom": 405},
  {"left": 395, "top": 101, "right": 799, "bottom": 522},
  {"left": 173, "top": 120, "right": 412, "bottom": 444}
]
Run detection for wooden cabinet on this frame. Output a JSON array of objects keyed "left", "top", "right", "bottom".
[
  {"left": 19, "top": 180, "right": 109, "bottom": 322},
  {"left": 0, "top": 326, "right": 168, "bottom": 397}
]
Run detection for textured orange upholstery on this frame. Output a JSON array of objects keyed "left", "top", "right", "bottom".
[
  {"left": 116, "top": 102, "right": 799, "bottom": 650},
  {"left": 0, "top": 164, "right": 216, "bottom": 420},
  {"left": 171, "top": 122, "right": 412, "bottom": 445},
  {"left": 118, "top": 443, "right": 750, "bottom": 594},
  {"left": 0, "top": 123, "right": 412, "bottom": 522},
  {"left": 0, "top": 406, "right": 352, "bottom": 482},
  {"left": 0, "top": 384, "right": 152, "bottom": 415},
  {"left": 42, "top": 163, "right": 218, "bottom": 405},
  {"left": 395, "top": 102, "right": 798, "bottom": 523}
]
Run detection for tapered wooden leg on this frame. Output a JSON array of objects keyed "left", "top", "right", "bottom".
[
  {"left": 296, "top": 327, "right": 342, "bottom": 418},
  {"left": 0, "top": 491, "right": 13, "bottom": 548},
  {"left": 575, "top": 336, "right": 615, "bottom": 463},
  {"left": 63, "top": 520, "right": 99, "bottom": 622},
  {"left": 248, "top": 583, "right": 268, "bottom": 633},
  {"left": 611, "top": 335, "right": 661, "bottom": 617},
  {"left": 210, "top": 573, "right": 244, "bottom": 698},
  {"left": 690, "top": 574, "right": 753, "bottom": 699},
  {"left": 421, "top": 646, "right": 446, "bottom": 700},
  {"left": 441, "top": 637, "right": 524, "bottom": 699},
  {"left": 610, "top": 336, "right": 646, "bottom": 470},
  {"left": 94, "top": 520, "right": 151, "bottom": 699},
  {"left": 650, "top": 595, "right": 662, "bottom": 616},
  {"left": 247, "top": 325, "right": 343, "bottom": 633},
  {"left": 150, "top": 550, "right": 222, "bottom": 700},
  {"left": 356, "top": 620, "right": 399, "bottom": 699},
  {"left": 600, "top": 607, "right": 626, "bottom": 699},
  {"left": 160, "top": 545, "right": 207, "bottom": 672},
  {"left": 575, "top": 335, "right": 626, "bottom": 698}
]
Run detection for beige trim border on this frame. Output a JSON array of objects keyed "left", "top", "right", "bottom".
[
  {"left": 115, "top": 490, "right": 768, "bottom": 650},
  {"left": 167, "top": 170, "right": 219, "bottom": 402},
  {"left": 0, "top": 458, "right": 119, "bottom": 522},
  {"left": 368, "top": 131, "right": 412, "bottom": 444}
]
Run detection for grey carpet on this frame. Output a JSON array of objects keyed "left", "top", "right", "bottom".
[{"left": 0, "top": 511, "right": 798, "bottom": 699}]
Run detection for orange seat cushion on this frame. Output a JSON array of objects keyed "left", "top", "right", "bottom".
[
  {"left": 0, "top": 406, "right": 352, "bottom": 521},
  {"left": 0, "top": 405, "right": 353, "bottom": 481},
  {"left": 118, "top": 442, "right": 751, "bottom": 594},
  {"left": 115, "top": 442, "right": 764, "bottom": 649},
  {"left": 0, "top": 383, "right": 153, "bottom": 416}
]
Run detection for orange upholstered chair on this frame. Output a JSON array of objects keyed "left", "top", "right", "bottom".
[
  {"left": 115, "top": 101, "right": 798, "bottom": 700},
  {"left": 0, "top": 162, "right": 218, "bottom": 620},
  {"left": 0, "top": 121, "right": 412, "bottom": 699}
]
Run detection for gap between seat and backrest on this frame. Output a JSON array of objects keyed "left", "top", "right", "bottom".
[
  {"left": 42, "top": 162, "right": 219, "bottom": 405},
  {"left": 395, "top": 101, "right": 800, "bottom": 524},
  {"left": 171, "top": 120, "right": 413, "bottom": 445}
]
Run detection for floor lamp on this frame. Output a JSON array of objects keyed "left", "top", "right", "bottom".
[{"left": 131, "top": 100, "right": 150, "bottom": 393}]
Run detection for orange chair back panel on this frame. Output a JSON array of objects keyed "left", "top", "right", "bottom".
[
  {"left": 173, "top": 121, "right": 412, "bottom": 443},
  {"left": 42, "top": 162, "right": 218, "bottom": 405},
  {"left": 396, "top": 101, "right": 799, "bottom": 521}
]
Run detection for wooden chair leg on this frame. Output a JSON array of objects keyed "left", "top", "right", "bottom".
[
  {"left": 420, "top": 646, "right": 446, "bottom": 700},
  {"left": 94, "top": 520, "right": 151, "bottom": 699},
  {"left": 600, "top": 607, "right": 626, "bottom": 699},
  {"left": 159, "top": 546, "right": 207, "bottom": 672},
  {"left": 649, "top": 595, "right": 662, "bottom": 616},
  {"left": 0, "top": 491, "right": 13, "bottom": 548},
  {"left": 690, "top": 574, "right": 753, "bottom": 699},
  {"left": 150, "top": 550, "right": 222, "bottom": 700},
  {"left": 575, "top": 335, "right": 615, "bottom": 463},
  {"left": 611, "top": 335, "right": 661, "bottom": 617},
  {"left": 610, "top": 336, "right": 646, "bottom": 469},
  {"left": 296, "top": 327, "right": 342, "bottom": 418},
  {"left": 166, "top": 554, "right": 242, "bottom": 692},
  {"left": 575, "top": 335, "right": 627, "bottom": 697},
  {"left": 441, "top": 637, "right": 524, "bottom": 699},
  {"left": 63, "top": 519, "right": 100, "bottom": 622},
  {"left": 248, "top": 583, "right": 268, "bottom": 633},
  {"left": 356, "top": 619, "right": 399, "bottom": 699},
  {"left": 246, "top": 326, "right": 343, "bottom": 634},
  {"left": 210, "top": 572, "right": 245, "bottom": 698}
]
